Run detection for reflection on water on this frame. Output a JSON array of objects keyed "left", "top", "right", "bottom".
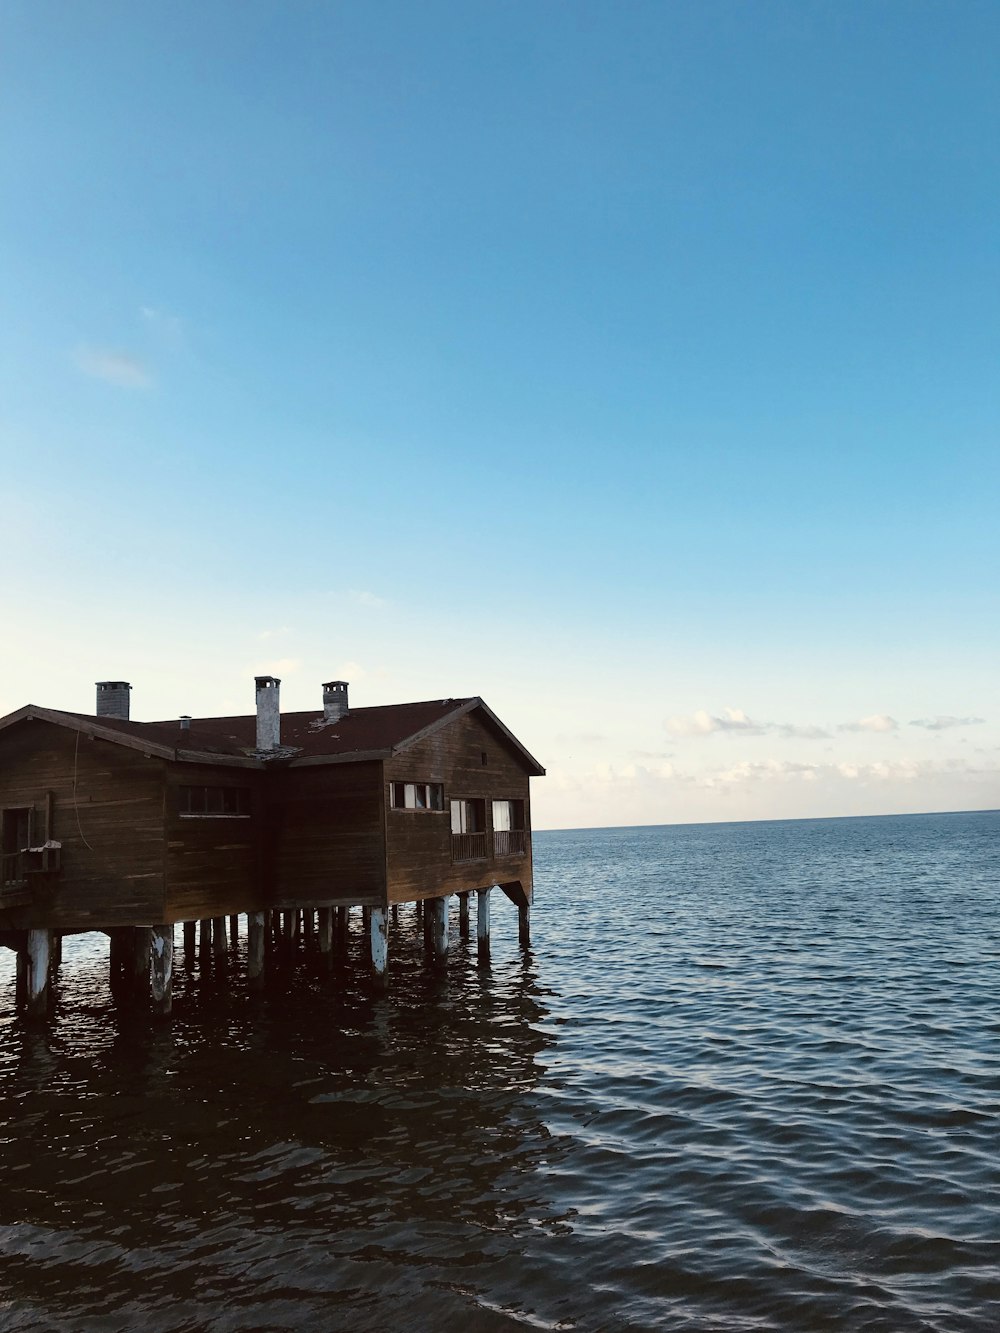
[{"left": 1, "top": 811, "right": 999, "bottom": 1331}]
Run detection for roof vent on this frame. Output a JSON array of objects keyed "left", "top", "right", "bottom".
[
  {"left": 255, "top": 676, "right": 281, "bottom": 750},
  {"left": 96, "top": 681, "right": 131, "bottom": 720},
  {"left": 322, "top": 680, "right": 349, "bottom": 723},
  {"left": 179, "top": 715, "right": 192, "bottom": 732}
]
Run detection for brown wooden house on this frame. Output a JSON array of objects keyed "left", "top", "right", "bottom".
[{"left": 0, "top": 677, "right": 544, "bottom": 1015}]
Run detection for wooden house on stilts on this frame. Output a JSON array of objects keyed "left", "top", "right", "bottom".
[{"left": 0, "top": 677, "right": 544, "bottom": 1017}]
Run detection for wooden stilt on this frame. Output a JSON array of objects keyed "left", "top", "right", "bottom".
[
  {"left": 15, "top": 948, "right": 27, "bottom": 1008},
  {"left": 424, "top": 901, "right": 437, "bottom": 954},
  {"left": 212, "top": 916, "right": 226, "bottom": 957},
  {"left": 518, "top": 902, "right": 531, "bottom": 945},
  {"left": 129, "top": 926, "right": 150, "bottom": 998},
  {"left": 109, "top": 928, "right": 129, "bottom": 992},
  {"left": 229, "top": 914, "right": 239, "bottom": 945},
  {"left": 391, "top": 903, "right": 399, "bottom": 926},
  {"left": 477, "top": 887, "right": 491, "bottom": 960},
  {"left": 151, "top": 924, "right": 173, "bottom": 1017},
  {"left": 318, "top": 906, "right": 333, "bottom": 954},
  {"left": 429, "top": 896, "right": 448, "bottom": 967},
  {"left": 52, "top": 933, "right": 63, "bottom": 969},
  {"left": 183, "top": 920, "right": 196, "bottom": 957},
  {"left": 199, "top": 919, "right": 212, "bottom": 954},
  {"left": 458, "top": 891, "right": 470, "bottom": 940},
  {"left": 247, "top": 911, "right": 266, "bottom": 989},
  {"left": 370, "top": 906, "right": 388, "bottom": 986},
  {"left": 288, "top": 910, "right": 300, "bottom": 943},
  {"left": 26, "top": 928, "right": 52, "bottom": 1019}
]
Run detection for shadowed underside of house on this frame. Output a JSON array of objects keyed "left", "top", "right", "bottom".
[{"left": 0, "top": 677, "right": 544, "bottom": 1017}]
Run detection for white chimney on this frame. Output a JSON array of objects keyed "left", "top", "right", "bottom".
[
  {"left": 255, "top": 676, "right": 281, "bottom": 750},
  {"left": 322, "top": 680, "right": 349, "bottom": 722},
  {"left": 96, "top": 681, "right": 131, "bottom": 720}
]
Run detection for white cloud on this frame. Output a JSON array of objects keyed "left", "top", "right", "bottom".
[
  {"left": 665, "top": 708, "right": 829, "bottom": 740},
  {"left": 838, "top": 714, "right": 898, "bottom": 733},
  {"left": 257, "top": 627, "right": 292, "bottom": 641},
  {"left": 75, "top": 345, "right": 152, "bottom": 389},
  {"left": 348, "top": 589, "right": 388, "bottom": 609},
  {"left": 910, "top": 715, "right": 985, "bottom": 731},
  {"left": 665, "top": 707, "right": 765, "bottom": 737}
]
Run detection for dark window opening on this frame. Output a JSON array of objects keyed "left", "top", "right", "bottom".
[
  {"left": 179, "top": 786, "right": 251, "bottom": 817},
  {"left": 1, "top": 807, "right": 31, "bottom": 888}
]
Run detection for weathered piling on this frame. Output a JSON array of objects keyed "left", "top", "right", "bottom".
[
  {"left": 247, "top": 911, "right": 266, "bottom": 989},
  {"left": 26, "top": 928, "right": 52, "bottom": 1018},
  {"left": 477, "top": 887, "right": 491, "bottom": 960},
  {"left": 429, "top": 896, "right": 449, "bottom": 967},
  {"left": 370, "top": 907, "right": 388, "bottom": 986},
  {"left": 151, "top": 925, "right": 172, "bottom": 1017}
]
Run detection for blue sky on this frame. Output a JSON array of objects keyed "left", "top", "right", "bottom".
[{"left": 2, "top": 0, "right": 998, "bottom": 827}]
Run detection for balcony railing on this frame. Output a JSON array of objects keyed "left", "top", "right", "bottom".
[
  {"left": 493, "top": 828, "right": 527, "bottom": 858},
  {"left": 451, "top": 832, "right": 488, "bottom": 863},
  {"left": 1, "top": 851, "right": 25, "bottom": 886}
]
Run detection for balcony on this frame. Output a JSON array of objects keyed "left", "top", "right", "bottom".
[
  {"left": 451, "top": 832, "right": 488, "bottom": 862},
  {"left": 1, "top": 852, "right": 30, "bottom": 907},
  {"left": 493, "top": 828, "right": 527, "bottom": 858}
]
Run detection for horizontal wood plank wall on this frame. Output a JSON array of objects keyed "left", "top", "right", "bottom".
[
  {"left": 163, "top": 764, "right": 266, "bottom": 922},
  {"left": 268, "top": 761, "right": 386, "bottom": 908},
  {"left": 384, "top": 711, "right": 533, "bottom": 904},
  {"left": 0, "top": 720, "right": 166, "bottom": 930}
]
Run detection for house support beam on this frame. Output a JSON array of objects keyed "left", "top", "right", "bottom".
[
  {"left": 247, "top": 912, "right": 266, "bottom": 989},
  {"left": 318, "top": 907, "right": 333, "bottom": 955},
  {"left": 151, "top": 925, "right": 173, "bottom": 1017},
  {"left": 477, "top": 887, "right": 491, "bottom": 960},
  {"left": 370, "top": 907, "right": 388, "bottom": 986},
  {"left": 212, "top": 917, "right": 226, "bottom": 957},
  {"left": 458, "top": 892, "right": 471, "bottom": 940},
  {"left": 429, "top": 896, "right": 449, "bottom": 967},
  {"left": 229, "top": 914, "right": 238, "bottom": 945},
  {"left": 183, "top": 921, "right": 196, "bottom": 957},
  {"left": 519, "top": 904, "right": 530, "bottom": 946},
  {"left": 499, "top": 881, "right": 531, "bottom": 946},
  {"left": 109, "top": 928, "right": 129, "bottom": 992},
  {"left": 199, "top": 919, "right": 212, "bottom": 955},
  {"left": 25, "top": 928, "right": 52, "bottom": 1018},
  {"left": 130, "top": 927, "right": 150, "bottom": 997},
  {"left": 331, "top": 905, "right": 345, "bottom": 950}
]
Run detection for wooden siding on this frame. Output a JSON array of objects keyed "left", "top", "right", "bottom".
[
  {"left": 384, "top": 711, "right": 533, "bottom": 903},
  {"left": 163, "top": 764, "right": 266, "bottom": 922},
  {"left": 268, "top": 761, "right": 386, "bottom": 907},
  {"left": 0, "top": 720, "right": 166, "bottom": 930}
]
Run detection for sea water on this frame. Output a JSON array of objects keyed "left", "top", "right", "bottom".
[{"left": 0, "top": 811, "right": 997, "bottom": 1330}]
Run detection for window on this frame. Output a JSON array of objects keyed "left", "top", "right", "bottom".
[
  {"left": 492, "top": 799, "right": 527, "bottom": 857},
  {"left": 179, "top": 786, "right": 251, "bottom": 817},
  {"left": 450, "top": 798, "right": 488, "bottom": 861},
  {"left": 1, "top": 807, "right": 31, "bottom": 887},
  {"left": 390, "top": 782, "right": 444, "bottom": 811},
  {"left": 450, "top": 798, "right": 485, "bottom": 833}
]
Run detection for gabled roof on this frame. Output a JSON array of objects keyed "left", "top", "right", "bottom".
[{"left": 0, "top": 698, "right": 546, "bottom": 775}]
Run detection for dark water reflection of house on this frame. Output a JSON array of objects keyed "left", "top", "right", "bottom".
[{"left": 0, "top": 923, "right": 564, "bottom": 1332}]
